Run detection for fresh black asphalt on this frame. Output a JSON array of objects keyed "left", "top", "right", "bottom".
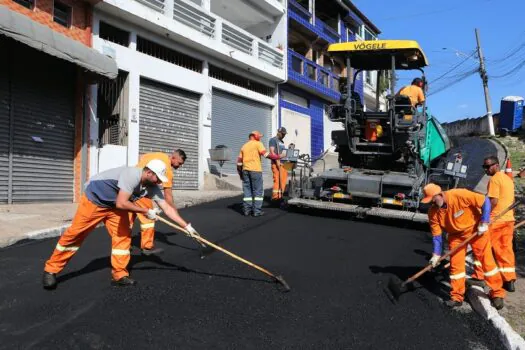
[{"left": 0, "top": 195, "right": 502, "bottom": 349}]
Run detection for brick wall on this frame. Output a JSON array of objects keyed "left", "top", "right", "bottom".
[{"left": 0, "top": 0, "right": 93, "bottom": 46}]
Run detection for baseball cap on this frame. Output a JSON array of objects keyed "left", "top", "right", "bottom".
[
  {"left": 420, "top": 183, "right": 442, "bottom": 204},
  {"left": 278, "top": 127, "right": 287, "bottom": 135},
  {"left": 145, "top": 159, "right": 169, "bottom": 183}
]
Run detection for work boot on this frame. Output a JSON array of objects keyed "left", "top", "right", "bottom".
[
  {"left": 243, "top": 211, "right": 251, "bottom": 216},
  {"left": 491, "top": 297, "right": 505, "bottom": 310},
  {"left": 444, "top": 300, "right": 463, "bottom": 309},
  {"left": 111, "top": 276, "right": 137, "bottom": 287},
  {"left": 141, "top": 247, "right": 164, "bottom": 256},
  {"left": 503, "top": 280, "right": 516, "bottom": 293},
  {"left": 42, "top": 272, "right": 57, "bottom": 290},
  {"left": 253, "top": 211, "right": 265, "bottom": 217},
  {"left": 466, "top": 278, "right": 486, "bottom": 288}
]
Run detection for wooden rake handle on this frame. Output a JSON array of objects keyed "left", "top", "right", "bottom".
[
  {"left": 404, "top": 200, "right": 521, "bottom": 286},
  {"left": 156, "top": 216, "right": 278, "bottom": 281}
]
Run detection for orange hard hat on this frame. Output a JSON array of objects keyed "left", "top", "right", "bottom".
[{"left": 420, "top": 183, "right": 442, "bottom": 204}]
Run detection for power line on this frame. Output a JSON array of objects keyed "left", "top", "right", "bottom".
[
  {"left": 427, "top": 69, "right": 478, "bottom": 97},
  {"left": 429, "top": 51, "right": 476, "bottom": 84}
]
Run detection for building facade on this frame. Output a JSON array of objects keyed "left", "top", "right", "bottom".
[
  {"left": 280, "top": 0, "right": 380, "bottom": 159},
  {"left": 0, "top": 0, "right": 117, "bottom": 204},
  {"left": 90, "top": 0, "right": 288, "bottom": 187}
]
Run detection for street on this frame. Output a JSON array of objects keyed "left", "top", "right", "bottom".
[{"left": 0, "top": 196, "right": 502, "bottom": 349}]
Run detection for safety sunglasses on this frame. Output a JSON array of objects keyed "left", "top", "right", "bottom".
[{"left": 482, "top": 163, "right": 496, "bottom": 169}]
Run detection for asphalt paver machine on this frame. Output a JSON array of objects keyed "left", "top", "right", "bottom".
[{"left": 288, "top": 40, "right": 466, "bottom": 222}]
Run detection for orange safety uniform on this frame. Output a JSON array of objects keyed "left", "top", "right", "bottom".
[
  {"left": 131, "top": 153, "right": 173, "bottom": 250},
  {"left": 398, "top": 85, "right": 425, "bottom": 107},
  {"left": 473, "top": 172, "right": 516, "bottom": 282},
  {"left": 269, "top": 136, "right": 287, "bottom": 201},
  {"left": 428, "top": 189, "right": 505, "bottom": 302}
]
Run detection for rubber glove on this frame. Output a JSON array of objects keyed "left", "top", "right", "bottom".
[
  {"left": 429, "top": 254, "right": 441, "bottom": 268},
  {"left": 146, "top": 208, "right": 161, "bottom": 220},
  {"left": 185, "top": 223, "right": 198, "bottom": 237},
  {"left": 477, "top": 223, "right": 489, "bottom": 236}
]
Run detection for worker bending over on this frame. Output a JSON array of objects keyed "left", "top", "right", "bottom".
[
  {"left": 43, "top": 160, "right": 198, "bottom": 289},
  {"left": 397, "top": 78, "right": 425, "bottom": 107},
  {"left": 471, "top": 156, "right": 516, "bottom": 292},
  {"left": 131, "top": 150, "right": 186, "bottom": 256},
  {"left": 237, "top": 131, "right": 282, "bottom": 217},
  {"left": 422, "top": 184, "right": 505, "bottom": 309},
  {"left": 269, "top": 127, "right": 288, "bottom": 206}
]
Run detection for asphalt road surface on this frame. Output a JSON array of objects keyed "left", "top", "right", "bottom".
[{"left": 0, "top": 196, "right": 502, "bottom": 349}]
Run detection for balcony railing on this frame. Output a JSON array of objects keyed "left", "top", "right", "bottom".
[
  {"left": 289, "top": 49, "right": 340, "bottom": 98},
  {"left": 132, "top": 0, "right": 284, "bottom": 70},
  {"left": 288, "top": 1, "right": 340, "bottom": 44},
  {"left": 315, "top": 17, "right": 340, "bottom": 42},
  {"left": 289, "top": 0, "right": 311, "bottom": 20}
]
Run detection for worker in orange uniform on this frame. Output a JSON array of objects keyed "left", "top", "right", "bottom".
[
  {"left": 397, "top": 78, "right": 425, "bottom": 107},
  {"left": 470, "top": 156, "right": 516, "bottom": 292},
  {"left": 131, "top": 150, "right": 186, "bottom": 256},
  {"left": 237, "top": 131, "right": 283, "bottom": 217},
  {"left": 269, "top": 127, "right": 288, "bottom": 206},
  {"left": 42, "top": 159, "right": 199, "bottom": 289},
  {"left": 421, "top": 184, "right": 506, "bottom": 309}
]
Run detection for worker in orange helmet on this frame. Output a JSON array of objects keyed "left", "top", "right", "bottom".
[
  {"left": 42, "top": 160, "right": 199, "bottom": 289},
  {"left": 470, "top": 156, "right": 516, "bottom": 292},
  {"left": 422, "top": 183, "right": 506, "bottom": 309},
  {"left": 130, "top": 149, "right": 188, "bottom": 256},
  {"left": 237, "top": 131, "right": 283, "bottom": 217}
]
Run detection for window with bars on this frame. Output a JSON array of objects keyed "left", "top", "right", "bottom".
[
  {"left": 53, "top": 2, "right": 72, "bottom": 28},
  {"left": 12, "top": 0, "right": 34, "bottom": 9},
  {"left": 97, "top": 71, "right": 130, "bottom": 147},
  {"left": 209, "top": 65, "right": 274, "bottom": 97},
  {"left": 99, "top": 21, "right": 130, "bottom": 47},
  {"left": 136, "top": 36, "right": 203, "bottom": 73}
]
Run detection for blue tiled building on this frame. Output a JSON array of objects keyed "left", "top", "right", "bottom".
[{"left": 279, "top": 0, "right": 380, "bottom": 159}]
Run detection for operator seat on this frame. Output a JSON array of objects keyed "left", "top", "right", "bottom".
[{"left": 394, "top": 95, "right": 417, "bottom": 128}]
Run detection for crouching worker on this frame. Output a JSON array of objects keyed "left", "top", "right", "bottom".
[
  {"left": 421, "top": 184, "right": 506, "bottom": 309},
  {"left": 42, "top": 159, "right": 199, "bottom": 289}
]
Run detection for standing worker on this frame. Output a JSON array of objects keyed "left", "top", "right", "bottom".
[
  {"left": 269, "top": 127, "right": 288, "bottom": 206},
  {"left": 131, "top": 150, "right": 186, "bottom": 256},
  {"left": 471, "top": 156, "right": 516, "bottom": 292},
  {"left": 397, "top": 78, "right": 425, "bottom": 107},
  {"left": 42, "top": 160, "right": 199, "bottom": 289},
  {"left": 237, "top": 131, "right": 283, "bottom": 217},
  {"left": 421, "top": 184, "right": 506, "bottom": 309}
]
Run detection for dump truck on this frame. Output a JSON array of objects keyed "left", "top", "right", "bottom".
[{"left": 287, "top": 40, "right": 466, "bottom": 222}]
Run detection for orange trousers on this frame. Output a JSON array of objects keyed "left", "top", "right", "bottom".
[
  {"left": 271, "top": 163, "right": 288, "bottom": 201},
  {"left": 449, "top": 229, "right": 505, "bottom": 302},
  {"left": 472, "top": 221, "right": 516, "bottom": 282},
  {"left": 129, "top": 197, "right": 156, "bottom": 250},
  {"left": 45, "top": 195, "right": 132, "bottom": 280}
]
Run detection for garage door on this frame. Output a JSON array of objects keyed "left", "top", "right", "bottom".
[
  {"left": 139, "top": 79, "right": 200, "bottom": 189},
  {"left": 0, "top": 38, "right": 75, "bottom": 203},
  {"left": 0, "top": 40, "right": 8, "bottom": 203},
  {"left": 211, "top": 90, "right": 272, "bottom": 175}
]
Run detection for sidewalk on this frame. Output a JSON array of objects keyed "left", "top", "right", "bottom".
[{"left": 0, "top": 190, "right": 240, "bottom": 248}]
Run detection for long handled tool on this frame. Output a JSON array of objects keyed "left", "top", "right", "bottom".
[
  {"left": 156, "top": 216, "right": 291, "bottom": 292},
  {"left": 387, "top": 200, "right": 521, "bottom": 302}
]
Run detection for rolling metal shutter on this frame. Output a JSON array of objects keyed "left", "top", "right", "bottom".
[
  {"left": 139, "top": 79, "right": 200, "bottom": 189},
  {"left": 0, "top": 39, "right": 9, "bottom": 203},
  {"left": 211, "top": 89, "right": 272, "bottom": 175},
  {"left": 4, "top": 40, "right": 76, "bottom": 202}
]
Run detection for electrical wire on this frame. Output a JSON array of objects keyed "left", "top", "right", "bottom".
[{"left": 429, "top": 51, "right": 477, "bottom": 85}]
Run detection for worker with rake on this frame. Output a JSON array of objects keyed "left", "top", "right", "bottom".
[
  {"left": 42, "top": 160, "right": 199, "bottom": 289},
  {"left": 421, "top": 184, "right": 506, "bottom": 309},
  {"left": 130, "top": 149, "right": 187, "bottom": 257}
]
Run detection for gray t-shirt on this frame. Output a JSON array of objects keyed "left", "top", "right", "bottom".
[
  {"left": 269, "top": 136, "right": 285, "bottom": 162},
  {"left": 85, "top": 166, "right": 164, "bottom": 208}
]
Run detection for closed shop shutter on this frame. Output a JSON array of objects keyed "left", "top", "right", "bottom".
[
  {"left": 211, "top": 89, "right": 272, "bottom": 175},
  {"left": 139, "top": 79, "right": 200, "bottom": 189},
  {"left": 6, "top": 40, "right": 76, "bottom": 202},
  {"left": 0, "top": 38, "right": 9, "bottom": 203}
]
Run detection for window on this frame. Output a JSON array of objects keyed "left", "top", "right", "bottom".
[
  {"left": 209, "top": 65, "right": 274, "bottom": 97},
  {"left": 53, "top": 2, "right": 72, "bottom": 28},
  {"left": 12, "top": 0, "right": 34, "bottom": 9},
  {"left": 363, "top": 27, "right": 376, "bottom": 41},
  {"left": 136, "top": 36, "right": 203, "bottom": 73},
  {"left": 99, "top": 21, "right": 130, "bottom": 47}
]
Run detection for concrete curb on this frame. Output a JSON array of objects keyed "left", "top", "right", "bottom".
[{"left": 467, "top": 286, "right": 525, "bottom": 350}]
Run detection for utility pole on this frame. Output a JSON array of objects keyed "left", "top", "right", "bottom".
[{"left": 475, "top": 28, "right": 495, "bottom": 136}]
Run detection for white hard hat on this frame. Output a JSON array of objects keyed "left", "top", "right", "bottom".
[{"left": 145, "top": 159, "right": 168, "bottom": 183}]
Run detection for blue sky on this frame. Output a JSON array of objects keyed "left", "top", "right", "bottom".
[{"left": 352, "top": 0, "right": 525, "bottom": 122}]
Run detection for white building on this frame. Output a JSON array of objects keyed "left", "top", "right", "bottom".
[{"left": 89, "top": 0, "right": 288, "bottom": 188}]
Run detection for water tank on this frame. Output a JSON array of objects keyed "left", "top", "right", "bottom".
[{"left": 499, "top": 96, "right": 524, "bottom": 131}]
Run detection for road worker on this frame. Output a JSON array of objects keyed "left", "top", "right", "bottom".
[
  {"left": 42, "top": 159, "right": 199, "bottom": 289},
  {"left": 422, "top": 184, "right": 506, "bottom": 309},
  {"left": 471, "top": 156, "right": 516, "bottom": 292},
  {"left": 130, "top": 150, "right": 186, "bottom": 256},
  {"left": 237, "top": 131, "right": 283, "bottom": 217},
  {"left": 397, "top": 78, "right": 425, "bottom": 107},
  {"left": 269, "top": 127, "right": 288, "bottom": 206}
]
